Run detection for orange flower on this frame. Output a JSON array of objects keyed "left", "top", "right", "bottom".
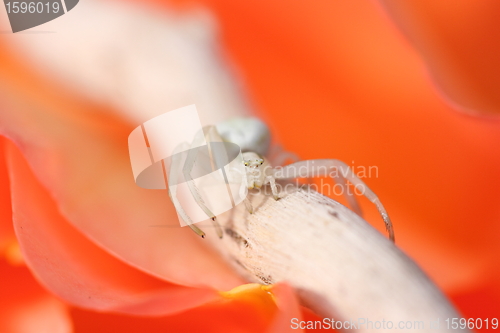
[
  {"left": 1, "top": 0, "right": 499, "bottom": 331},
  {"left": 166, "top": 0, "right": 500, "bottom": 319}
]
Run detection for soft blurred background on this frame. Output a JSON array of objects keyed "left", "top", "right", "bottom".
[{"left": 1, "top": 0, "right": 499, "bottom": 331}]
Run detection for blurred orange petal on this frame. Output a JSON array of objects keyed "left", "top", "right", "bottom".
[
  {"left": 379, "top": 0, "right": 500, "bottom": 116},
  {"left": 264, "top": 283, "right": 303, "bottom": 333},
  {"left": 451, "top": 273, "right": 500, "bottom": 321},
  {"left": 69, "top": 294, "right": 270, "bottom": 333},
  {"left": 0, "top": 138, "right": 14, "bottom": 249},
  {"left": 0, "top": 259, "right": 72, "bottom": 333},
  {"left": 70, "top": 282, "right": 310, "bottom": 333},
  {"left": 0, "top": 47, "right": 243, "bottom": 290},
  {"left": 6, "top": 140, "right": 222, "bottom": 315}
]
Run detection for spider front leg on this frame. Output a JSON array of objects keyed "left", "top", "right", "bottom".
[
  {"left": 265, "top": 175, "right": 280, "bottom": 200},
  {"left": 167, "top": 186, "right": 206, "bottom": 238},
  {"left": 273, "top": 159, "right": 395, "bottom": 242},
  {"left": 183, "top": 144, "right": 223, "bottom": 239},
  {"left": 244, "top": 197, "right": 254, "bottom": 214},
  {"left": 163, "top": 150, "right": 208, "bottom": 238},
  {"left": 331, "top": 171, "right": 363, "bottom": 217}
]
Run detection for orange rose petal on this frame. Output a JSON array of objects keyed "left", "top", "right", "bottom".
[
  {"left": 0, "top": 259, "right": 72, "bottom": 333},
  {"left": 70, "top": 282, "right": 308, "bottom": 333},
  {"left": 6, "top": 141, "right": 223, "bottom": 315},
  {"left": 0, "top": 137, "right": 15, "bottom": 251},
  {"left": 379, "top": 0, "right": 500, "bottom": 116},
  {"left": 301, "top": 307, "right": 329, "bottom": 332},
  {"left": 219, "top": 282, "right": 311, "bottom": 332},
  {"left": 450, "top": 271, "right": 500, "bottom": 322},
  {"left": 0, "top": 47, "right": 244, "bottom": 290},
  {"left": 263, "top": 283, "right": 303, "bottom": 333},
  {"left": 70, "top": 297, "right": 269, "bottom": 333}
]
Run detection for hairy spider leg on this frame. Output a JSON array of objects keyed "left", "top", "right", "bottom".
[
  {"left": 272, "top": 159, "right": 395, "bottom": 242},
  {"left": 163, "top": 143, "right": 206, "bottom": 238},
  {"left": 182, "top": 125, "right": 223, "bottom": 238}
]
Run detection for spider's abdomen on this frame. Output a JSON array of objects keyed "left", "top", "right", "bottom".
[{"left": 216, "top": 117, "right": 271, "bottom": 156}]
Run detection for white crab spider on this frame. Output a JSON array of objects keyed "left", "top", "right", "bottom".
[{"left": 179, "top": 117, "right": 395, "bottom": 242}]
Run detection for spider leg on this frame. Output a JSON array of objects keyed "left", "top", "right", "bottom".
[
  {"left": 273, "top": 159, "right": 395, "bottom": 242},
  {"left": 163, "top": 151, "right": 206, "bottom": 238},
  {"left": 182, "top": 136, "right": 223, "bottom": 239},
  {"left": 244, "top": 197, "right": 254, "bottom": 214},
  {"left": 183, "top": 125, "right": 237, "bottom": 239},
  {"left": 265, "top": 175, "right": 280, "bottom": 200},
  {"left": 168, "top": 187, "right": 206, "bottom": 238},
  {"left": 268, "top": 144, "right": 300, "bottom": 166},
  {"left": 331, "top": 171, "right": 363, "bottom": 217}
]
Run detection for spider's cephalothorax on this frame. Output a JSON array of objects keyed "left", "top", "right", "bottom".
[{"left": 243, "top": 152, "right": 270, "bottom": 189}]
